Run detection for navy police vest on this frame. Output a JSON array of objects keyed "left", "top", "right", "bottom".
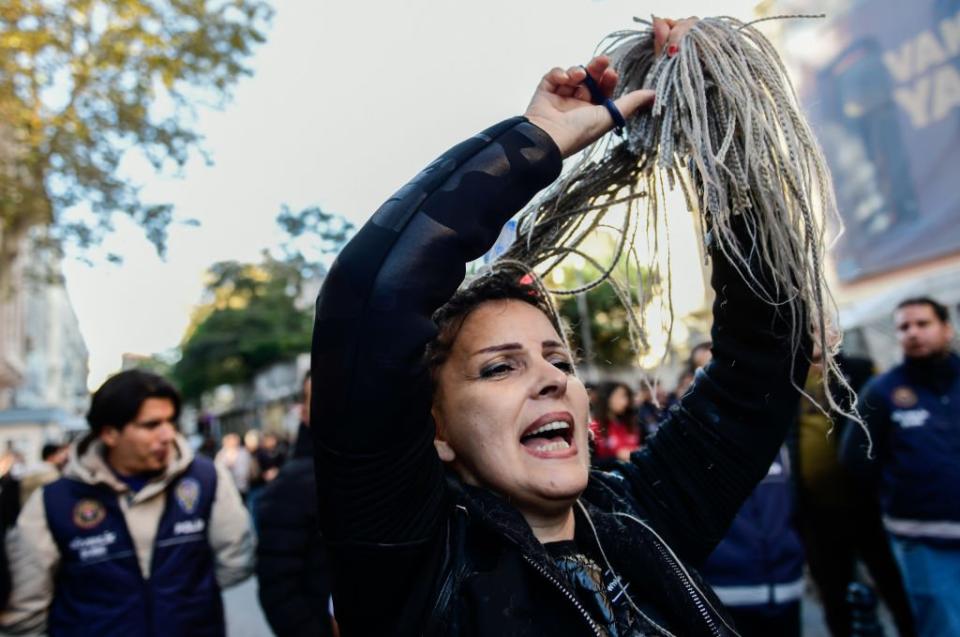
[
  {"left": 868, "top": 354, "right": 960, "bottom": 544},
  {"left": 700, "top": 447, "right": 805, "bottom": 608},
  {"left": 43, "top": 456, "right": 224, "bottom": 637}
]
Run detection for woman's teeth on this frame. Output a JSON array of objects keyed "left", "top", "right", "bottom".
[
  {"left": 532, "top": 439, "right": 570, "bottom": 452},
  {"left": 526, "top": 421, "right": 570, "bottom": 437}
]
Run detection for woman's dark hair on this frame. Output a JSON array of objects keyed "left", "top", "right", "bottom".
[
  {"left": 896, "top": 296, "right": 949, "bottom": 324},
  {"left": 593, "top": 381, "right": 635, "bottom": 434},
  {"left": 86, "top": 370, "right": 181, "bottom": 435},
  {"left": 426, "top": 268, "right": 564, "bottom": 375}
]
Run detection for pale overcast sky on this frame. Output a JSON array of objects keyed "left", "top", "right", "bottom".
[{"left": 63, "top": 0, "right": 761, "bottom": 389}]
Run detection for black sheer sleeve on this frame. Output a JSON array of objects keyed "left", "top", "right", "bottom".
[{"left": 310, "top": 118, "right": 562, "bottom": 632}]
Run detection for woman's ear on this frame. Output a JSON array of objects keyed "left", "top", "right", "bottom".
[
  {"left": 433, "top": 439, "right": 456, "bottom": 463},
  {"left": 431, "top": 408, "right": 456, "bottom": 463}
]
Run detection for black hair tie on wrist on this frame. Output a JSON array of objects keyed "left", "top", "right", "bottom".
[{"left": 580, "top": 66, "right": 626, "bottom": 136}]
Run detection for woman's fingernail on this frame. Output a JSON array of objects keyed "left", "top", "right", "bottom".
[{"left": 667, "top": 44, "right": 679, "bottom": 57}]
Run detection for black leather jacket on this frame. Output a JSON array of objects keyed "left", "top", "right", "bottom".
[{"left": 311, "top": 117, "right": 808, "bottom": 636}]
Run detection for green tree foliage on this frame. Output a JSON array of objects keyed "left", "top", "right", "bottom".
[
  {"left": 275, "top": 204, "right": 355, "bottom": 284},
  {"left": 172, "top": 257, "right": 312, "bottom": 400},
  {"left": 0, "top": 0, "right": 272, "bottom": 292},
  {"left": 172, "top": 206, "right": 354, "bottom": 400},
  {"left": 554, "top": 264, "right": 659, "bottom": 368}
]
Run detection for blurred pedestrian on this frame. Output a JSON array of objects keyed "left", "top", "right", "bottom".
[
  {"left": 590, "top": 381, "right": 642, "bottom": 461},
  {"left": 0, "top": 451, "right": 22, "bottom": 533},
  {"left": 0, "top": 369, "right": 254, "bottom": 636},
  {"left": 256, "top": 372, "right": 334, "bottom": 636},
  {"left": 242, "top": 430, "right": 267, "bottom": 518},
  {"left": 243, "top": 429, "right": 260, "bottom": 457},
  {"left": 634, "top": 377, "right": 665, "bottom": 438},
  {"left": 797, "top": 347, "right": 914, "bottom": 637},
  {"left": 19, "top": 443, "right": 69, "bottom": 507},
  {"left": 674, "top": 368, "right": 696, "bottom": 400},
  {"left": 842, "top": 297, "right": 960, "bottom": 637},
  {"left": 700, "top": 447, "right": 804, "bottom": 636},
  {"left": 255, "top": 433, "right": 285, "bottom": 484},
  {"left": 215, "top": 432, "right": 256, "bottom": 502},
  {"left": 696, "top": 338, "right": 804, "bottom": 635},
  {"left": 689, "top": 340, "right": 713, "bottom": 371}
]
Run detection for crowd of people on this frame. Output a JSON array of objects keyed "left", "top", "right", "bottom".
[
  {"left": 0, "top": 17, "right": 955, "bottom": 637},
  {"left": 0, "top": 291, "right": 954, "bottom": 636},
  {"left": 583, "top": 295, "right": 959, "bottom": 637}
]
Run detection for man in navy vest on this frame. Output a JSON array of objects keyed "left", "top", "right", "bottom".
[
  {"left": 0, "top": 370, "right": 254, "bottom": 636},
  {"left": 700, "top": 447, "right": 805, "bottom": 636},
  {"left": 842, "top": 296, "right": 960, "bottom": 637}
]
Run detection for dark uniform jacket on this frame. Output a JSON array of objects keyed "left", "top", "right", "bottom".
[
  {"left": 842, "top": 352, "right": 960, "bottom": 546},
  {"left": 256, "top": 425, "right": 333, "bottom": 637}
]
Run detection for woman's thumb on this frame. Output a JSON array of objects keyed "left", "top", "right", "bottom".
[{"left": 614, "top": 89, "right": 656, "bottom": 120}]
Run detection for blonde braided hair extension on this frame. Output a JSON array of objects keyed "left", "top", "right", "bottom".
[{"left": 493, "top": 16, "right": 864, "bottom": 432}]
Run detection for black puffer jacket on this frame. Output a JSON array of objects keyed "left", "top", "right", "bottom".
[
  {"left": 256, "top": 426, "right": 333, "bottom": 637},
  {"left": 311, "top": 117, "right": 808, "bottom": 636}
]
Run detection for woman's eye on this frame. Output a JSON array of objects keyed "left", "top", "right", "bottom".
[
  {"left": 480, "top": 363, "right": 514, "bottom": 378},
  {"left": 552, "top": 359, "right": 574, "bottom": 373}
]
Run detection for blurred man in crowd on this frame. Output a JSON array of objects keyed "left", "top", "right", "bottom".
[
  {"left": 19, "top": 444, "right": 69, "bottom": 507},
  {"left": 216, "top": 432, "right": 256, "bottom": 502},
  {"left": 255, "top": 433, "right": 285, "bottom": 483},
  {"left": 0, "top": 370, "right": 254, "bottom": 636},
  {"left": 799, "top": 345, "right": 914, "bottom": 637},
  {"left": 696, "top": 342, "right": 806, "bottom": 636},
  {"left": 842, "top": 297, "right": 960, "bottom": 637},
  {"left": 701, "top": 446, "right": 804, "bottom": 636},
  {"left": 256, "top": 371, "right": 334, "bottom": 636}
]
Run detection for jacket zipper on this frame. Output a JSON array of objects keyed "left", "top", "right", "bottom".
[
  {"left": 613, "top": 510, "right": 730, "bottom": 636},
  {"left": 521, "top": 554, "right": 604, "bottom": 637},
  {"left": 651, "top": 540, "right": 723, "bottom": 637}
]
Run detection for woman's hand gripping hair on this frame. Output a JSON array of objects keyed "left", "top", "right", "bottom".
[{"left": 523, "top": 17, "right": 697, "bottom": 159}]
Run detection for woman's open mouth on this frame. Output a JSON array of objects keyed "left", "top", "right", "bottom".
[{"left": 519, "top": 412, "right": 577, "bottom": 458}]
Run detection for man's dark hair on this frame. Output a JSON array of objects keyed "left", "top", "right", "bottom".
[
  {"left": 895, "top": 297, "right": 949, "bottom": 323},
  {"left": 41, "top": 444, "right": 62, "bottom": 462},
  {"left": 426, "top": 269, "right": 564, "bottom": 375},
  {"left": 86, "top": 370, "right": 181, "bottom": 435}
]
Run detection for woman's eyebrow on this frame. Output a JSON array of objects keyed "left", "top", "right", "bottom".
[
  {"left": 542, "top": 340, "right": 565, "bottom": 349},
  {"left": 472, "top": 342, "right": 522, "bottom": 356}
]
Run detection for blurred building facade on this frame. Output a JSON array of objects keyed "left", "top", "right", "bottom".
[
  {"left": 770, "top": 0, "right": 960, "bottom": 369},
  {"left": 0, "top": 235, "right": 90, "bottom": 460},
  {"left": 194, "top": 352, "right": 309, "bottom": 442},
  {"left": 0, "top": 236, "right": 27, "bottom": 411}
]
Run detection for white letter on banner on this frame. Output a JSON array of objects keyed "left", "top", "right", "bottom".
[
  {"left": 939, "top": 10, "right": 960, "bottom": 57},
  {"left": 883, "top": 41, "right": 915, "bottom": 82},
  {"left": 894, "top": 76, "right": 932, "bottom": 127},
  {"left": 932, "top": 64, "right": 960, "bottom": 122},
  {"left": 914, "top": 31, "right": 949, "bottom": 74}
]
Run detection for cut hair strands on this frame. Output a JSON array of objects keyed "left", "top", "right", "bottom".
[{"left": 496, "top": 16, "right": 862, "bottom": 431}]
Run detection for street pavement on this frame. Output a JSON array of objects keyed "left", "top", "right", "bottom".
[{"left": 224, "top": 577, "right": 273, "bottom": 637}]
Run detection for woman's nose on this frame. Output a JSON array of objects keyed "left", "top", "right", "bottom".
[{"left": 536, "top": 361, "right": 568, "bottom": 397}]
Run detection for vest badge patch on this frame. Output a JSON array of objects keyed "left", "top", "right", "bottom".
[
  {"left": 891, "top": 408, "right": 930, "bottom": 428},
  {"left": 892, "top": 386, "right": 919, "bottom": 408},
  {"left": 72, "top": 499, "right": 106, "bottom": 530},
  {"left": 175, "top": 477, "right": 201, "bottom": 514}
]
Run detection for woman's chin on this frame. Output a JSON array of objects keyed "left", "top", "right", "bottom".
[{"left": 526, "top": 466, "right": 589, "bottom": 502}]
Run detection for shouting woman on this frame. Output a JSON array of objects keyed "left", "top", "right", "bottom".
[{"left": 311, "top": 18, "right": 810, "bottom": 637}]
